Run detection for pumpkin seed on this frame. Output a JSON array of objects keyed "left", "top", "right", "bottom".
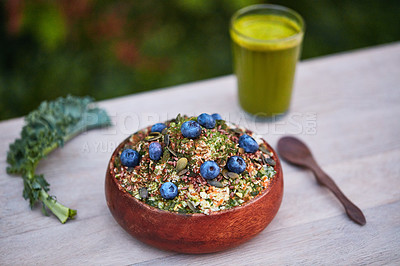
[
  {"left": 176, "top": 113, "right": 183, "bottom": 124},
  {"left": 265, "top": 157, "right": 276, "bottom": 166},
  {"left": 176, "top": 158, "right": 188, "bottom": 172},
  {"left": 145, "top": 134, "right": 162, "bottom": 141},
  {"left": 232, "top": 128, "right": 243, "bottom": 134},
  {"left": 164, "top": 134, "right": 170, "bottom": 147},
  {"left": 139, "top": 188, "right": 148, "bottom": 199},
  {"left": 260, "top": 154, "right": 267, "bottom": 165},
  {"left": 187, "top": 201, "right": 197, "bottom": 212},
  {"left": 149, "top": 132, "right": 161, "bottom": 136},
  {"left": 168, "top": 202, "right": 176, "bottom": 210},
  {"left": 259, "top": 145, "right": 269, "bottom": 154},
  {"left": 162, "top": 149, "right": 170, "bottom": 162},
  {"left": 178, "top": 169, "right": 189, "bottom": 176},
  {"left": 251, "top": 190, "right": 259, "bottom": 196},
  {"left": 227, "top": 172, "right": 240, "bottom": 179},
  {"left": 167, "top": 147, "right": 177, "bottom": 157},
  {"left": 207, "top": 179, "right": 224, "bottom": 188},
  {"left": 178, "top": 208, "right": 188, "bottom": 214},
  {"left": 222, "top": 169, "right": 230, "bottom": 179}
]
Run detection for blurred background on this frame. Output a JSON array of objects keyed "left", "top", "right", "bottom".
[{"left": 1, "top": 0, "right": 399, "bottom": 121}]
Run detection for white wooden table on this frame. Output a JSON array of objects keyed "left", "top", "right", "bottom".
[{"left": 1, "top": 43, "right": 399, "bottom": 265}]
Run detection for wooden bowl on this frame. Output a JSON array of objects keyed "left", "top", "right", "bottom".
[{"left": 105, "top": 134, "right": 283, "bottom": 254}]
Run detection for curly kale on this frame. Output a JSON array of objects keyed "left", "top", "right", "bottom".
[{"left": 7, "top": 95, "right": 111, "bottom": 223}]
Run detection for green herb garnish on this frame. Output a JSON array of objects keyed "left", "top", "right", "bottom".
[{"left": 6, "top": 95, "right": 111, "bottom": 223}]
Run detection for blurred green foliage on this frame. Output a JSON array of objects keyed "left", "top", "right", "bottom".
[{"left": 1, "top": 0, "right": 399, "bottom": 120}]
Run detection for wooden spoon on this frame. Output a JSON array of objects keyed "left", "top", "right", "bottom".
[{"left": 277, "top": 136, "right": 366, "bottom": 226}]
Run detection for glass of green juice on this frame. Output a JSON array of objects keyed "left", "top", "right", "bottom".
[{"left": 230, "top": 4, "right": 305, "bottom": 118}]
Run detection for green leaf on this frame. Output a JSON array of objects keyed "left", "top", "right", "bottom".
[{"left": 6, "top": 95, "right": 111, "bottom": 223}]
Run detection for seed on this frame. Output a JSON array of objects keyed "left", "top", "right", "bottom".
[
  {"left": 176, "top": 113, "right": 182, "bottom": 123},
  {"left": 232, "top": 128, "right": 242, "bottom": 134},
  {"left": 207, "top": 179, "right": 224, "bottom": 188},
  {"left": 169, "top": 202, "right": 176, "bottom": 210},
  {"left": 260, "top": 154, "right": 267, "bottom": 165},
  {"left": 187, "top": 201, "right": 197, "bottom": 212},
  {"left": 149, "top": 132, "right": 161, "bottom": 137},
  {"left": 139, "top": 187, "right": 148, "bottom": 199},
  {"left": 266, "top": 157, "right": 276, "bottom": 166},
  {"left": 167, "top": 147, "right": 178, "bottom": 157},
  {"left": 222, "top": 169, "right": 230, "bottom": 179},
  {"left": 238, "top": 148, "right": 245, "bottom": 154},
  {"left": 227, "top": 172, "right": 240, "bottom": 179},
  {"left": 178, "top": 169, "right": 189, "bottom": 176},
  {"left": 221, "top": 168, "right": 228, "bottom": 177},
  {"left": 259, "top": 145, "right": 269, "bottom": 154},
  {"left": 162, "top": 149, "right": 170, "bottom": 162},
  {"left": 145, "top": 134, "right": 162, "bottom": 141},
  {"left": 164, "top": 134, "right": 170, "bottom": 147},
  {"left": 176, "top": 158, "right": 188, "bottom": 172}
]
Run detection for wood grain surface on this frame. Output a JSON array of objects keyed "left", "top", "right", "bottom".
[{"left": 1, "top": 42, "right": 399, "bottom": 265}]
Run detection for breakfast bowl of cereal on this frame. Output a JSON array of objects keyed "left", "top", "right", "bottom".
[{"left": 105, "top": 114, "right": 283, "bottom": 254}]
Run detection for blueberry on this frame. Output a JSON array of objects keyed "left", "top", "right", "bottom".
[
  {"left": 120, "top": 149, "right": 140, "bottom": 167},
  {"left": 160, "top": 182, "right": 178, "bottom": 200},
  {"left": 200, "top": 161, "right": 220, "bottom": 180},
  {"left": 211, "top": 113, "right": 222, "bottom": 121},
  {"left": 239, "top": 134, "right": 259, "bottom": 153},
  {"left": 181, "top": 120, "right": 202, "bottom": 138},
  {"left": 197, "top": 113, "right": 216, "bottom": 129},
  {"left": 227, "top": 156, "right": 246, "bottom": 174},
  {"left": 151, "top": 123, "right": 167, "bottom": 133},
  {"left": 149, "top": 142, "right": 162, "bottom": 161}
]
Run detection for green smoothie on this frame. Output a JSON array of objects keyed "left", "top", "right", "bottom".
[{"left": 231, "top": 9, "right": 304, "bottom": 117}]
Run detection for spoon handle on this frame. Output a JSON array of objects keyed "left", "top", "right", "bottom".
[{"left": 307, "top": 158, "right": 366, "bottom": 225}]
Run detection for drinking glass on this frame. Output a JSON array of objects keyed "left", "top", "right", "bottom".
[{"left": 230, "top": 4, "right": 305, "bottom": 117}]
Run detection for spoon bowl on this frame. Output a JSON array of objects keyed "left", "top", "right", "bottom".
[{"left": 277, "top": 136, "right": 314, "bottom": 166}]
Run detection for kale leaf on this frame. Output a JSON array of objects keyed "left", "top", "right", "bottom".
[{"left": 7, "top": 95, "right": 111, "bottom": 223}]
